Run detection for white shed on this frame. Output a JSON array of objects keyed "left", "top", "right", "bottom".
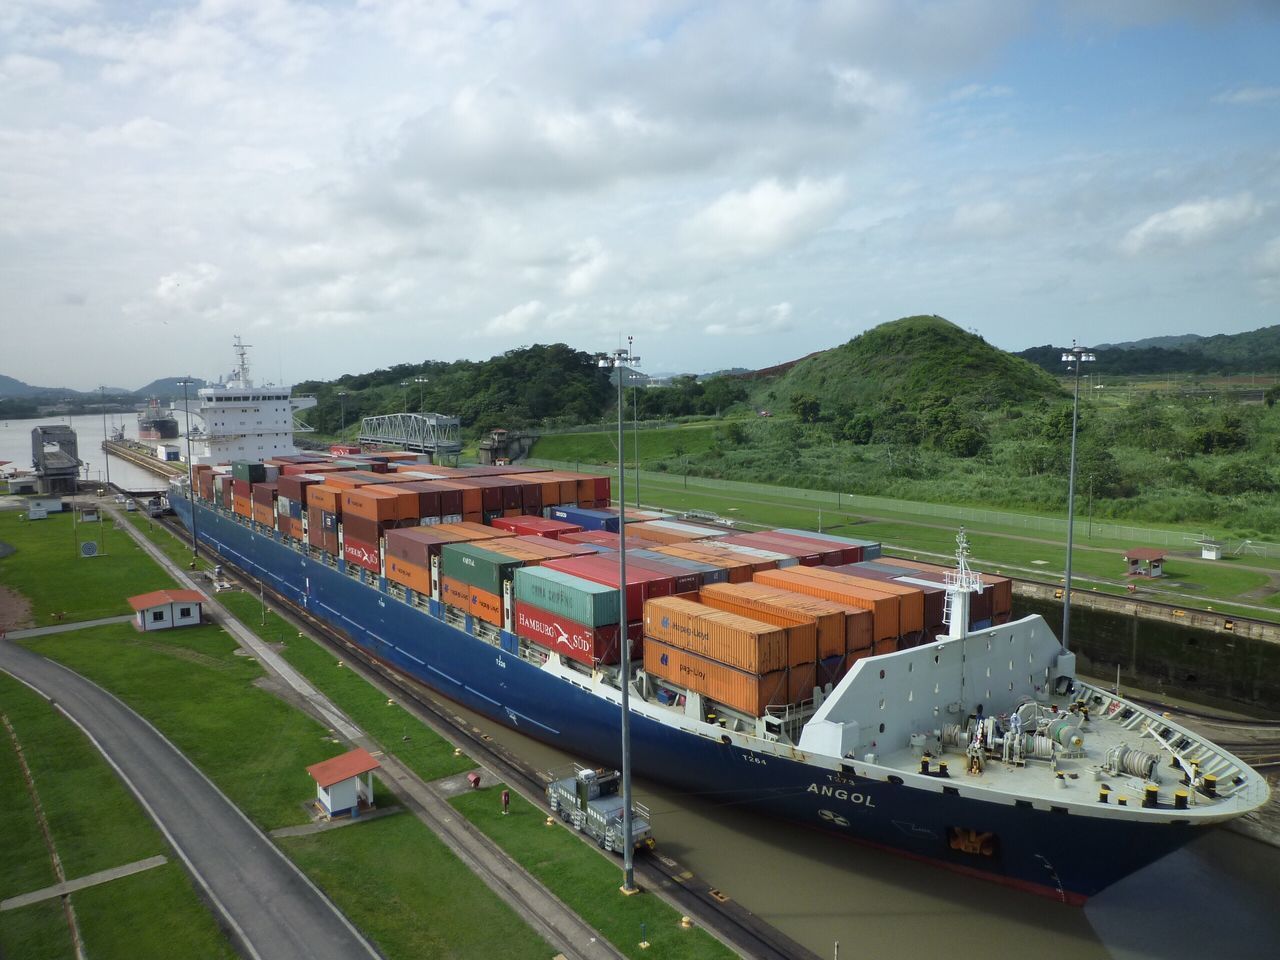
[
  {"left": 306, "top": 748, "right": 380, "bottom": 819},
  {"left": 127, "top": 589, "right": 206, "bottom": 632}
]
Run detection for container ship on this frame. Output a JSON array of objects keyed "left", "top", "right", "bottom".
[
  {"left": 137, "top": 398, "right": 180, "bottom": 440},
  {"left": 167, "top": 452, "right": 1270, "bottom": 904}
]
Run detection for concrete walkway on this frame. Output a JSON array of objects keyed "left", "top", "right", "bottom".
[
  {"left": 109, "top": 506, "right": 625, "bottom": 960},
  {"left": 0, "top": 641, "right": 380, "bottom": 960},
  {"left": 1, "top": 856, "right": 168, "bottom": 911},
  {"left": 4, "top": 615, "right": 134, "bottom": 640}
]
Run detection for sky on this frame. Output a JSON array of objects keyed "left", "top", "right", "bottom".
[{"left": 2, "top": 1, "right": 1279, "bottom": 391}]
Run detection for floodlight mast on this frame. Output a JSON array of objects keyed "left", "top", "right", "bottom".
[
  {"left": 597, "top": 343, "right": 639, "bottom": 894},
  {"left": 1059, "top": 342, "right": 1095, "bottom": 652}
]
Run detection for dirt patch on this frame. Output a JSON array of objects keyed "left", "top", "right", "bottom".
[{"left": 0, "top": 584, "right": 34, "bottom": 631}]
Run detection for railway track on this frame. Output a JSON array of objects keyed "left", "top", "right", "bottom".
[{"left": 159, "top": 516, "right": 816, "bottom": 960}]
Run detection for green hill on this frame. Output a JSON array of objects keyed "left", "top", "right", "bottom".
[
  {"left": 753, "top": 315, "right": 1062, "bottom": 410},
  {"left": 1019, "top": 323, "right": 1280, "bottom": 375}
]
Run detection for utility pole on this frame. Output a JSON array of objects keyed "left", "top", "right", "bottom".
[
  {"left": 99, "top": 386, "right": 111, "bottom": 490},
  {"left": 177, "top": 379, "right": 200, "bottom": 567},
  {"left": 1059, "top": 341, "right": 1095, "bottom": 652}
]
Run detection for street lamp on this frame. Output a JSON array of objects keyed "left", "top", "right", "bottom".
[
  {"left": 597, "top": 343, "right": 639, "bottom": 895},
  {"left": 177, "top": 378, "right": 200, "bottom": 568},
  {"left": 399, "top": 381, "right": 410, "bottom": 413},
  {"left": 337, "top": 391, "right": 349, "bottom": 433},
  {"left": 1059, "top": 341, "right": 1095, "bottom": 652},
  {"left": 628, "top": 337, "right": 639, "bottom": 509},
  {"left": 413, "top": 376, "right": 429, "bottom": 411},
  {"left": 99, "top": 386, "right": 111, "bottom": 491}
]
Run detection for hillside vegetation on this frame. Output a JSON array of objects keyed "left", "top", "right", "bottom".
[{"left": 1019, "top": 323, "right": 1280, "bottom": 376}]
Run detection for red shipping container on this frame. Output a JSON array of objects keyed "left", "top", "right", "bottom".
[
  {"left": 343, "top": 534, "right": 381, "bottom": 573},
  {"left": 514, "top": 602, "right": 621, "bottom": 666},
  {"left": 489, "top": 516, "right": 582, "bottom": 540},
  {"left": 624, "top": 556, "right": 700, "bottom": 595},
  {"left": 542, "top": 555, "right": 674, "bottom": 619}
]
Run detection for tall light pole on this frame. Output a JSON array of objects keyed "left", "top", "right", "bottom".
[
  {"left": 598, "top": 344, "right": 638, "bottom": 895},
  {"left": 1059, "top": 342, "right": 1095, "bottom": 651},
  {"left": 337, "top": 391, "right": 349, "bottom": 433},
  {"left": 414, "top": 376, "right": 429, "bottom": 411},
  {"left": 177, "top": 378, "right": 200, "bottom": 568},
  {"left": 99, "top": 386, "right": 111, "bottom": 491},
  {"left": 399, "top": 381, "right": 410, "bottom": 413},
  {"left": 628, "top": 337, "right": 639, "bottom": 509}
]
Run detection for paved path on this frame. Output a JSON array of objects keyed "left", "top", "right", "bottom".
[
  {"left": 1, "top": 856, "right": 168, "bottom": 911},
  {"left": 110, "top": 505, "right": 625, "bottom": 960},
  {"left": 0, "top": 641, "right": 380, "bottom": 960},
  {"left": 4, "top": 615, "right": 134, "bottom": 640}
]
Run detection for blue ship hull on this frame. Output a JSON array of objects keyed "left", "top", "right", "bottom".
[{"left": 172, "top": 492, "right": 1199, "bottom": 902}]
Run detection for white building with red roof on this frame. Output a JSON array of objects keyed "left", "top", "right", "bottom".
[
  {"left": 127, "top": 589, "right": 206, "bottom": 632},
  {"left": 306, "top": 747, "right": 380, "bottom": 819}
]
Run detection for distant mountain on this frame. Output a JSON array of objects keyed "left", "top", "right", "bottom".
[
  {"left": 1019, "top": 323, "right": 1280, "bottom": 375},
  {"left": 134, "top": 376, "right": 207, "bottom": 398},
  {"left": 0, "top": 374, "right": 68, "bottom": 398},
  {"left": 753, "top": 315, "right": 1061, "bottom": 409}
]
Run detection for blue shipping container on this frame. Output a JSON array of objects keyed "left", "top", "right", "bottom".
[{"left": 549, "top": 506, "right": 621, "bottom": 533}]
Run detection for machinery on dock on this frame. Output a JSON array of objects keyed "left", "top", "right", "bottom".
[{"left": 546, "top": 765, "right": 654, "bottom": 855}]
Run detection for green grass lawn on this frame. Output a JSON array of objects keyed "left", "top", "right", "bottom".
[
  {"left": 533, "top": 424, "right": 721, "bottom": 466},
  {"left": 122, "top": 510, "right": 213, "bottom": 574},
  {"left": 281, "top": 815, "right": 553, "bottom": 960},
  {"left": 23, "top": 622, "right": 341, "bottom": 830},
  {"left": 216, "top": 591, "right": 475, "bottom": 783},
  {"left": 0, "top": 511, "right": 177, "bottom": 624},
  {"left": 451, "top": 785, "right": 735, "bottom": 960},
  {"left": 0, "top": 673, "right": 235, "bottom": 960}
]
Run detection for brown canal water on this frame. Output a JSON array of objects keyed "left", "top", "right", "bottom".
[{"left": 421, "top": 598, "right": 1280, "bottom": 960}]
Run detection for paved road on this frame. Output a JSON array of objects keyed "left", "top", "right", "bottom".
[{"left": 0, "top": 641, "right": 381, "bottom": 960}]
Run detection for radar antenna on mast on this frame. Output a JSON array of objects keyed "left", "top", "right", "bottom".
[
  {"left": 232, "top": 335, "right": 253, "bottom": 384},
  {"left": 943, "top": 527, "right": 984, "bottom": 639}
]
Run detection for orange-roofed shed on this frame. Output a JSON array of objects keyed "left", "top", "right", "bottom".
[
  {"left": 127, "top": 589, "right": 206, "bottom": 632},
  {"left": 305, "top": 747, "right": 381, "bottom": 819}
]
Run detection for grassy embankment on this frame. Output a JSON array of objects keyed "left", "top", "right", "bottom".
[
  {"left": 2, "top": 517, "right": 555, "bottom": 959},
  {"left": 0, "top": 510, "right": 175, "bottom": 624},
  {"left": 0, "top": 672, "right": 236, "bottom": 960}
]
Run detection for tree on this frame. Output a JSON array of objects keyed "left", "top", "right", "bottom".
[
  {"left": 1265, "top": 384, "right": 1280, "bottom": 408},
  {"left": 842, "top": 414, "right": 874, "bottom": 444},
  {"left": 941, "top": 425, "right": 988, "bottom": 458},
  {"left": 790, "top": 393, "right": 821, "bottom": 423}
]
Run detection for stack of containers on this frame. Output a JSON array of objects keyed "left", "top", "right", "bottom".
[
  {"left": 799, "top": 567, "right": 925, "bottom": 648},
  {"left": 669, "top": 541, "right": 779, "bottom": 576},
  {"left": 439, "top": 541, "right": 527, "bottom": 626},
  {"left": 628, "top": 549, "right": 728, "bottom": 586},
  {"left": 512, "top": 566, "right": 629, "bottom": 666},
  {"left": 508, "top": 536, "right": 600, "bottom": 561},
  {"left": 559, "top": 530, "right": 663, "bottom": 551},
  {"left": 627, "top": 519, "right": 725, "bottom": 545},
  {"left": 652, "top": 543, "right": 755, "bottom": 583},
  {"left": 305, "top": 483, "right": 344, "bottom": 556},
  {"left": 620, "top": 554, "right": 701, "bottom": 595},
  {"left": 250, "top": 481, "right": 279, "bottom": 528},
  {"left": 276, "top": 473, "right": 323, "bottom": 541},
  {"left": 753, "top": 566, "right": 902, "bottom": 654},
  {"left": 383, "top": 526, "right": 482, "bottom": 595},
  {"left": 773, "top": 529, "right": 881, "bottom": 561},
  {"left": 873, "top": 557, "right": 1008, "bottom": 629},
  {"left": 722, "top": 532, "right": 824, "bottom": 566},
  {"left": 231, "top": 478, "right": 252, "bottom": 518},
  {"left": 489, "top": 516, "right": 582, "bottom": 539},
  {"left": 843, "top": 561, "right": 947, "bottom": 642},
  {"left": 549, "top": 506, "right": 620, "bottom": 532},
  {"left": 541, "top": 554, "right": 675, "bottom": 656},
  {"left": 641, "top": 596, "right": 793, "bottom": 715}
]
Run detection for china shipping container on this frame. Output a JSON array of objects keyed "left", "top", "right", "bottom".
[{"left": 513, "top": 566, "right": 621, "bottom": 627}]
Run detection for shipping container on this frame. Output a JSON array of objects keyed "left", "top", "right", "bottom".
[
  {"left": 788, "top": 662, "right": 818, "bottom": 704},
  {"left": 629, "top": 549, "right": 729, "bottom": 586},
  {"left": 653, "top": 544, "right": 754, "bottom": 583},
  {"left": 542, "top": 554, "right": 674, "bottom": 619},
  {"left": 549, "top": 506, "right": 620, "bottom": 532},
  {"left": 673, "top": 541, "right": 777, "bottom": 575},
  {"left": 441, "top": 542, "right": 524, "bottom": 596},
  {"left": 231, "top": 461, "right": 267, "bottom": 484},
  {"left": 722, "top": 532, "right": 822, "bottom": 565},
  {"left": 306, "top": 483, "right": 344, "bottom": 515},
  {"left": 623, "top": 556, "right": 700, "bottom": 595},
  {"left": 510, "top": 536, "right": 599, "bottom": 560},
  {"left": 746, "top": 531, "right": 848, "bottom": 565},
  {"left": 340, "top": 486, "right": 399, "bottom": 522},
  {"left": 251, "top": 503, "right": 275, "bottom": 527},
  {"left": 845, "top": 563, "right": 947, "bottom": 637},
  {"left": 489, "top": 515, "right": 582, "bottom": 540},
  {"left": 643, "top": 638, "right": 788, "bottom": 717},
  {"left": 341, "top": 512, "right": 383, "bottom": 546},
  {"left": 513, "top": 566, "right": 621, "bottom": 628},
  {"left": 873, "top": 558, "right": 998, "bottom": 629},
  {"left": 385, "top": 555, "right": 433, "bottom": 594},
  {"left": 514, "top": 601, "right": 621, "bottom": 666},
  {"left": 342, "top": 534, "right": 381, "bottom": 574},
  {"left": 694, "top": 586, "right": 818, "bottom": 666},
  {"left": 752, "top": 567, "right": 899, "bottom": 643},
  {"left": 809, "top": 568, "right": 925, "bottom": 637},
  {"left": 251, "top": 481, "right": 279, "bottom": 506},
  {"left": 773, "top": 528, "right": 881, "bottom": 561},
  {"left": 642, "top": 596, "right": 788, "bottom": 674}
]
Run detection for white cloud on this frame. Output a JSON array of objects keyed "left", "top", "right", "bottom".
[
  {"left": 831, "top": 67, "right": 909, "bottom": 114},
  {"left": 706, "top": 302, "right": 794, "bottom": 336},
  {"left": 561, "top": 238, "right": 610, "bottom": 297},
  {"left": 951, "top": 199, "right": 1016, "bottom": 237},
  {"left": 0, "top": 53, "right": 62, "bottom": 88},
  {"left": 684, "top": 178, "right": 846, "bottom": 260},
  {"left": 1121, "top": 194, "right": 1261, "bottom": 254},
  {"left": 485, "top": 300, "right": 545, "bottom": 336},
  {"left": 87, "top": 116, "right": 180, "bottom": 149},
  {"left": 1214, "top": 86, "right": 1280, "bottom": 105},
  {"left": 1256, "top": 236, "right": 1280, "bottom": 274},
  {"left": 155, "top": 262, "right": 221, "bottom": 309}
]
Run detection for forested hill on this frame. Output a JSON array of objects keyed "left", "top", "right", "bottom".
[
  {"left": 1018, "top": 323, "right": 1280, "bottom": 375},
  {"left": 755, "top": 315, "right": 1062, "bottom": 409}
]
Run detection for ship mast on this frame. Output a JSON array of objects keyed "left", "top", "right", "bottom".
[
  {"left": 233, "top": 335, "right": 253, "bottom": 386},
  {"left": 943, "top": 528, "right": 982, "bottom": 640}
]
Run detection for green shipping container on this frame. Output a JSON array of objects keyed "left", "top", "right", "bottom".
[
  {"left": 232, "top": 461, "right": 267, "bottom": 483},
  {"left": 440, "top": 542, "right": 523, "bottom": 596},
  {"left": 514, "top": 566, "right": 620, "bottom": 628}
]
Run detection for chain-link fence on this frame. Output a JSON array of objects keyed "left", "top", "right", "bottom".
[{"left": 526, "top": 457, "right": 1280, "bottom": 559}]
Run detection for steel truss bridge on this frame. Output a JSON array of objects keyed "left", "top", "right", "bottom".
[{"left": 357, "top": 413, "right": 462, "bottom": 460}]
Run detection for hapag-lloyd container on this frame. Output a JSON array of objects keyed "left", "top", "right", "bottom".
[
  {"left": 541, "top": 554, "right": 675, "bottom": 618},
  {"left": 753, "top": 567, "right": 900, "bottom": 642},
  {"left": 707, "top": 580, "right": 869, "bottom": 656},
  {"left": 693, "top": 588, "right": 818, "bottom": 666},
  {"left": 643, "top": 638, "right": 788, "bottom": 717},
  {"left": 514, "top": 601, "right": 621, "bottom": 666},
  {"left": 642, "top": 595, "right": 788, "bottom": 674},
  {"left": 386, "top": 555, "right": 432, "bottom": 594},
  {"left": 513, "top": 566, "right": 620, "bottom": 627}
]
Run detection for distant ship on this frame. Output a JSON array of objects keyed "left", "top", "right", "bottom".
[{"left": 137, "top": 398, "right": 179, "bottom": 440}]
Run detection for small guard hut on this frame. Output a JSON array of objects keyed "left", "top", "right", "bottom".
[
  {"left": 306, "top": 747, "right": 380, "bottom": 820},
  {"left": 1124, "top": 548, "right": 1165, "bottom": 578},
  {"left": 128, "top": 589, "right": 206, "bottom": 631}
]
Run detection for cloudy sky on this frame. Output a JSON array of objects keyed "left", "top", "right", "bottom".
[{"left": 3, "top": 1, "right": 1279, "bottom": 390}]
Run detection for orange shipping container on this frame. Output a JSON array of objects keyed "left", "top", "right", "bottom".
[
  {"left": 306, "top": 484, "right": 344, "bottom": 514},
  {"left": 252, "top": 503, "right": 275, "bottom": 527},
  {"left": 788, "top": 662, "right": 818, "bottom": 704},
  {"left": 753, "top": 567, "right": 899, "bottom": 642},
  {"left": 643, "top": 638, "right": 788, "bottom": 717},
  {"left": 677, "top": 541, "right": 777, "bottom": 574},
  {"left": 439, "top": 574, "right": 504, "bottom": 626},
  {"left": 432, "top": 522, "right": 513, "bottom": 541},
  {"left": 654, "top": 545, "right": 754, "bottom": 583},
  {"left": 341, "top": 487, "right": 399, "bottom": 522},
  {"left": 700, "top": 581, "right": 860, "bottom": 658},
  {"left": 800, "top": 568, "right": 924, "bottom": 636},
  {"left": 386, "top": 555, "right": 432, "bottom": 594},
  {"left": 232, "top": 494, "right": 252, "bottom": 519},
  {"left": 642, "top": 596, "right": 788, "bottom": 674},
  {"left": 440, "top": 575, "right": 470, "bottom": 610},
  {"left": 694, "top": 587, "right": 818, "bottom": 666}
]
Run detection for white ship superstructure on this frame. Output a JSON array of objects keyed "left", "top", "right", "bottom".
[{"left": 189, "top": 337, "right": 316, "bottom": 464}]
